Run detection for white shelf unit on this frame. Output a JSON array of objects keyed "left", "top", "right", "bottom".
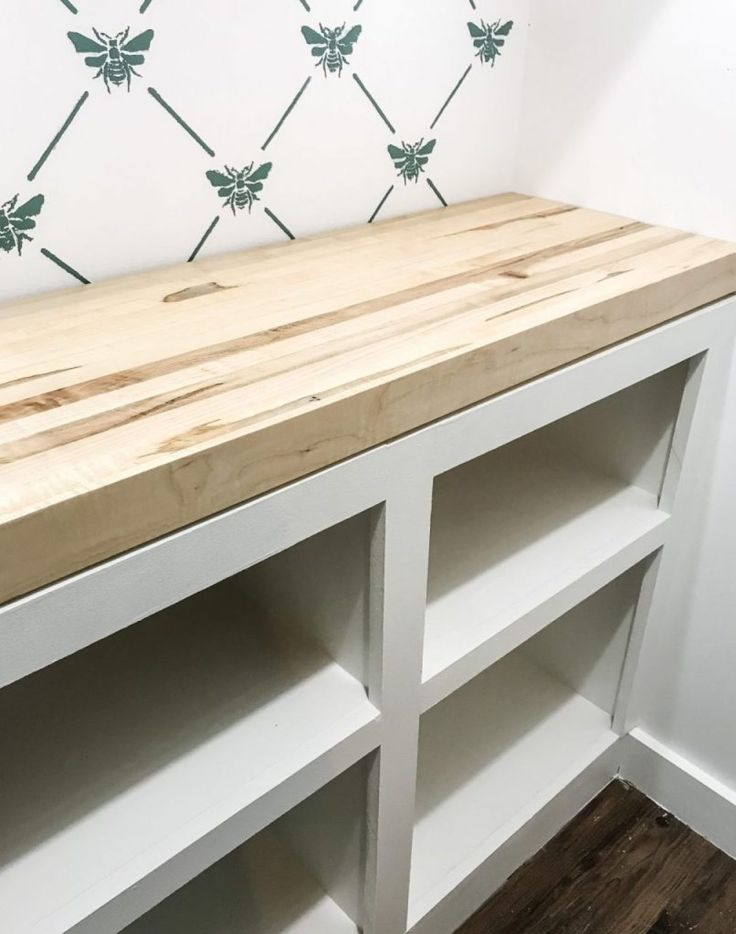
[
  {"left": 422, "top": 363, "right": 686, "bottom": 709},
  {"left": 1, "top": 303, "right": 733, "bottom": 934},
  {"left": 410, "top": 564, "right": 647, "bottom": 926},
  {"left": 124, "top": 758, "right": 369, "bottom": 934},
  {"left": 0, "top": 512, "right": 379, "bottom": 934}
]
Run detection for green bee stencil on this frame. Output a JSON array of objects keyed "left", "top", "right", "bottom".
[
  {"left": 388, "top": 139, "right": 436, "bottom": 184},
  {"left": 0, "top": 193, "right": 44, "bottom": 256},
  {"left": 68, "top": 28, "right": 154, "bottom": 92},
  {"left": 302, "top": 24, "right": 362, "bottom": 76},
  {"left": 468, "top": 19, "right": 513, "bottom": 66},
  {"left": 206, "top": 163, "right": 273, "bottom": 214}
]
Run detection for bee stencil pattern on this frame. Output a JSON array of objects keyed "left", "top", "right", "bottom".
[
  {"left": 468, "top": 19, "right": 514, "bottom": 66},
  {"left": 388, "top": 140, "right": 437, "bottom": 184},
  {"left": 301, "top": 24, "right": 362, "bottom": 77},
  {"left": 0, "top": 194, "right": 44, "bottom": 256},
  {"left": 68, "top": 28, "right": 155, "bottom": 92},
  {"left": 206, "top": 163, "right": 273, "bottom": 214}
]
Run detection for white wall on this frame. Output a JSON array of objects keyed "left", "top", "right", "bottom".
[
  {"left": 517, "top": 0, "right": 736, "bottom": 240},
  {"left": 517, "top": 0, "right": 736, "bottom": 790}
]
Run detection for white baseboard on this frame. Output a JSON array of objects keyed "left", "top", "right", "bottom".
[{"left": 618, "top": 727, "right": 736, "bottom": 860}]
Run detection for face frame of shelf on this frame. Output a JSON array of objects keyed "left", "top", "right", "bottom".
[{"left": 0, "top": 298, "right": 734, "bottom": 934}]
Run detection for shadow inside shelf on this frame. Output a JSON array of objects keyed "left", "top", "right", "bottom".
[
  {"left": 415, "top": 653, "right": 583, "bottom": 823},
  {"left": 428, "top": 437, "right": 635, "bottom": 605},
  {"left": 122, "top": 831, "right": 334, "bottom": 934},
  {"left": 0, "top": 583, "right": 333, "bottom": 871}
]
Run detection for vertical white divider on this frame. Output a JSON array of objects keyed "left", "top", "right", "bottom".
[
  {"left": 611, "top": 355, "right": 709, "bottom": 735},
  {"left": 612, "top": 549, "right": 663, "bottom": 735},
  {"left": 658, "top": 352, "right": 709, "bottom": 515},
  {"left": 363, "top": 470, "right": 434, "bottom": 934},
  {"left": 616, "top": 308, "right": 736, "bottom": 737}
]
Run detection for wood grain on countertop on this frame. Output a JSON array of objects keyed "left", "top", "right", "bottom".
[{"left": 2, "top": 192, "right": 736, "bottom": 602}]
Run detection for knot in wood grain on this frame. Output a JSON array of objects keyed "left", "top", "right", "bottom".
[{"left": 163, "top": 282, "right": 236, "bottom": 303}]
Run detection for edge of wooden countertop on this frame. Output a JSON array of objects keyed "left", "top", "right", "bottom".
[{"left": 2, "top": 194, "right": 736, "bottom": 604}]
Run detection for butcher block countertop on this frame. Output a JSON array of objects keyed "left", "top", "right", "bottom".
[{"left": 2, "top": 192, "right": 736, "bottom": 603}]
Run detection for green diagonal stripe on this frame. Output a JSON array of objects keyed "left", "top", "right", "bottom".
[
  {"left": 431, "top": 65, "right": 472, "bottom": 129},
  {"left": 140, "top": 0, "right": 154, "bottom": 11},
  {"left": 353, "top": 74, "right": 396, "bottom": 134},
  {"left": 262, "top": 77, "right": 312, "bottom": 151},
  {"left": 148, "top": 88, "right": 215, "bottom": 157},
  {"left": 28, "top": 92, "right": 89, "bottom": 181},
  {"left": 354, "top": 0, "right": 365, "bottom": 9},
  {"left": 369, "top": 186, "right": 394, "bottom": 223},
  {"left": 264, "top": 207, "right": 295, "bottom": 240},
  {"left": 59, "top": 0, "right": 78, "bottom": 12},
  {"left": 427, "top": 178, "right": 447, "bottom": 207},
  {"left": 298, "top": 0, "right": 311, "bottom": 9},
  {"left": 188, "top": 216, "right": 220, "bottom": 262},
  {"left": 40, "top": 248, "right": 90, "bottom": 284}
]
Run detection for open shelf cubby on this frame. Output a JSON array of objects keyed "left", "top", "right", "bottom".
[
  {"left": 423, "top": 362, "right": 687, "bottom": 697},
  {"left": 0, "top": 510, "right": 377, "bottom": 934},
  {"left": 124, "top": 757, "right": 369, "bottom": 934},
  {"left": 409, "top": 562, "right": 649, "bottom": 924}
]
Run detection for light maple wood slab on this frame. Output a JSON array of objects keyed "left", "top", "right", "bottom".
[{"left": 1, "top": 193, "right": 735, "bottom": 603}]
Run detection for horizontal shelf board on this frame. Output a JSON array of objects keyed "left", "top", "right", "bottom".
[
  {"left": 409, "top": 651, "right": 616, "bottom": 922},
  {"left": 124, "top": 830, "right": 357, "bottom": 934},
  {"left": 0, "top": 583, "right": 376, "bottom": 934},
  {"left": 423, "top": 439, "right": 667, "bottom": 692}
]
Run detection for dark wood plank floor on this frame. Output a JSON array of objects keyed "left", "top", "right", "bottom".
[{"left": 457, "top": 780, "right": 736, "bottom": 934}]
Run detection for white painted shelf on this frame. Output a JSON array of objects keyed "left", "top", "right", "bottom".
[
  {"left": 124, "top": 830, "right": 358, "bottom": 934},
  {"left": 423, "top": 433, "right": 669, "bottom": 708},
  {"left": 0, "top": 582, "right": 377, "bottom": 934},
  {"left": 409, "top": 651, "right": 616, "bottom": 926},
  {"left": 0, "top": 299, "right": 727, "bottom": 934}
]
